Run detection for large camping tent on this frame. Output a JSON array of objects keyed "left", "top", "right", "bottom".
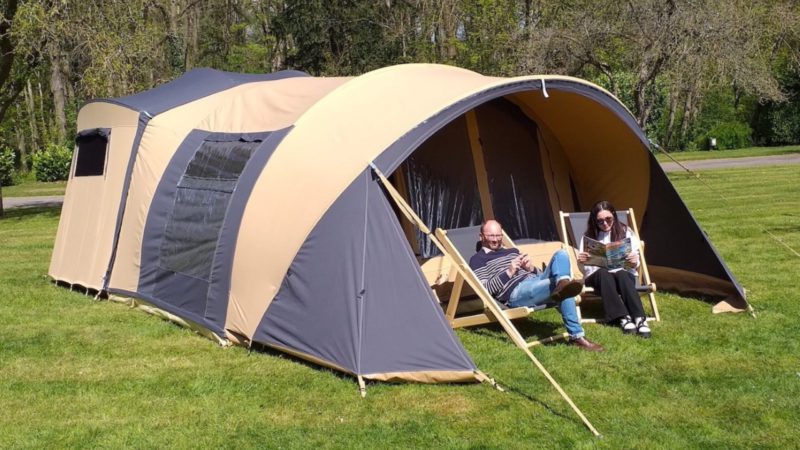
[{"left": 50, "top": 63, "right": 748, "bottom": 384}]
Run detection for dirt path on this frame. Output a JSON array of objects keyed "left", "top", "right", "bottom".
[
  {"left": 3, "top": 195, "right": 65, "bottom": 209},
  {"left": 660, "top": 153, "right": 800, "bottom": 172}
]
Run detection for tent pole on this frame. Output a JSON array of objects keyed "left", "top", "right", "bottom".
[
  {"left": 435, "top": 228, "right": 601, "bottom": 437},
  {"left": 521, "top": 345, "right": 601, "bottom": 437},
  {"left": 371, "top": 165, "right": 601, "bottom": 437},
  {"left": 465, "top": 110, "right": 495, "bottom": 220}
]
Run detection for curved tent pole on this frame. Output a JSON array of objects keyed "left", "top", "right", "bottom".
[{"left": 370, "top": 163, "right": 602, "bottom": 437}]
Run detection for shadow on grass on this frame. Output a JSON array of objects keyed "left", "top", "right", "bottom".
[
  {"left": 0, "top": 205, "right": 62, "bottom": 221},
  {"left": 249, "top": 341, "right": 358, "bottom": 385}
]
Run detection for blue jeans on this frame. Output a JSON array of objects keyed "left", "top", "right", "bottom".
[{"left": 507, "top": 249, "right": 584, "bottom": 339}]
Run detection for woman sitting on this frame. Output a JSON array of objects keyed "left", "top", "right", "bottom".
[{"left": 576, "top": 200, "right": 651, "bottom": 338}]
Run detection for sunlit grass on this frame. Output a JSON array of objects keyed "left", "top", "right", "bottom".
[{"left": 0, "top": 164, "right": 798, "bottom": 447}]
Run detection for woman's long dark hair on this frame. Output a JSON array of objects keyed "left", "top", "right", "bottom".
[{"left": 585, "top": 200, "right": 628, "bottom": 241}]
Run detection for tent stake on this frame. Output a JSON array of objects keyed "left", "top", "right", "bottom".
[
  {"left": 474, "top": 370, "right": 504, "bottom": 392},
  {"left": 357, "top": 376, "right": 367, "bottom": 398}
]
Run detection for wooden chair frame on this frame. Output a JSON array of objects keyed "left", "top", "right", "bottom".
[
  {"left": 437, "top": 229, "right": 578, "bottom": 347},
  {"left": 559, "top": 208, "right": 660, "bottom": 323}
]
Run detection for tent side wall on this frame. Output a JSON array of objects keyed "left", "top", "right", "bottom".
[
  {"left": 641, "top": 152, "right": 747, "bottom": 307},
  {"left": 49, "top": 102, "right": 142, "bottom": 289}
]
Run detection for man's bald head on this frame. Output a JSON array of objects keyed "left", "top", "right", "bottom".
[{"left": 479, "top": 220, "right": 504, "bottom": 251}]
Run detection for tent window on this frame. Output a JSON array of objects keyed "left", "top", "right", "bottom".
[
  {"left": 159, "top": 139, "right": 260, "bottom": 280},
  {"left": 73, "top": 131, "right": 109, "bottom": 177},
  {"left": 399, "top": 116, "right": 482, "bottom": 257}
]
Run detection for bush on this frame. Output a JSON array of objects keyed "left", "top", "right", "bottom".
[
  {"left": 696, "top": 121, "right": 753, "bottom": 150},
  {"left": 32, "top": 143, "right": 73, "bottom": 182},
  {"left": 0, "top": 146, "right": 15, "bottom": 187}
]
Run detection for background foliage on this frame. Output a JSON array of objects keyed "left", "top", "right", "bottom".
[
  {"left": 30, "top": 142, "right": 70, "bottom": 182},
  {"left": 0, "top": 0, "right": 799, "bottom": 185}
]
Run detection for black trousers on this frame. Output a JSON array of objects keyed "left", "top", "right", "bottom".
[{"left": 585, "top": 269, "right": 646, "bottom": 322}]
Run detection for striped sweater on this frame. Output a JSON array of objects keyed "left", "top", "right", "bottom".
[{"left": 469, "top": 248, "right": 539, "bottom": 304}]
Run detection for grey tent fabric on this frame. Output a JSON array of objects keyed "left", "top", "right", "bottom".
[
  {"left": 205, "top": 127, "right": 293, "bottom": 332},
  {"left": 641, "top": 152, "right": 746, "bottom": 298},
  {"left": 254, "top": 170, "right": 476, "bottom": 375},
  {"left": 95, "top": 68, "right": 308, "bottom": 116}
]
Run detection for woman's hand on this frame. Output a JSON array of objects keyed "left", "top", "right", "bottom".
[
  {"left": 577, "top": 252, "right": 589, "bottom": 263},
  {"left": 626, "top": 252, "right": 639, "bottom": 267}
]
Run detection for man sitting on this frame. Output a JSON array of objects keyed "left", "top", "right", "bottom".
[{"left": 468, "top": 220, "right": 604, "bottom": 352}]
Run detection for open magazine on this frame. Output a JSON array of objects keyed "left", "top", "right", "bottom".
[{"left": 582, "top": 236, "right": 633, "bottom": 270}]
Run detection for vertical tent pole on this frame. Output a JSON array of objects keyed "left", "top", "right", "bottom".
[{"left": 465, "top": 110, "right": 495, "bottom": 221}]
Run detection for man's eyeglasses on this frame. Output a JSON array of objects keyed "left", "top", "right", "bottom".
[
  {"left": 597, "top": 217, "right": 614, "bottom": 225},
  {"left": 482, "top": 234, "right": 503, "bottom": 238}
]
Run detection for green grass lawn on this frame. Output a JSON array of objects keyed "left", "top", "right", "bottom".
[
  {"left": 1, "top": 164, "right": 798, "bottom": 448},
  {"left": 654, "top": 144, "right": 800, "bottom": 163},
  {"left": 2, "top": 172, "right": 67, "bottom": 197}
]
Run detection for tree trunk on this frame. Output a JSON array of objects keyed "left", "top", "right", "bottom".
[
  {"left": 37, "top": 81, "right": 49, "bottom": 145},
  {"left": 662, "top": 88, "right": 679, "bottom": 150},
  {"left": 48, "top": 42, "right": 67, "bottom": 144},
  {"left": 185, "top": 3, "right": 199, "bottom": 70},
  {"left": 14, "top": 116, "right": 28, "bottom": 171},
  {"left": 679, "top": 89, "right": 695, "bottom": 143},
  {"left": 25, "top": 80, "right": 40, "bottom": 151}
]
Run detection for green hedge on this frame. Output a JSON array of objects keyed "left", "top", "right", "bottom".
[
  {"left": 698, "top": 121, "right": 753, "bottom": 150},
  {"left": 32, "top": 144, "right": 73, "bottom": 182},
  {"left": 0, "top": 146, "right": 15, "bottom": 187}
]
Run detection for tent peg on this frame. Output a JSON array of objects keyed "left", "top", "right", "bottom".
[
  {"left": 357, "top": 376, "right": 367, "bottom": 398},
  {"left": 474, "top": 370, "right": 504, "bottom": 392}
]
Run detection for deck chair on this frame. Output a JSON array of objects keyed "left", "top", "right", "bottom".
[
  {"left": 559, "top": 208, "right": 660, "bottom": 323},
  {"left": 435, "top": 226, "right": 580, "bottom": 347}
]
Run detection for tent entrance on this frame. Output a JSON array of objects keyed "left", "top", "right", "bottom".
[{"left": 389, "top": 97, "right": 562, "bottom": 260}]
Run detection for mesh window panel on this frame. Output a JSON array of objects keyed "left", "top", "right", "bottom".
[
  {"left": 400, "top": 116, "right": 482, "bottom": 257},
  {"left": 74, "top": 133, "right": 108, "bottom": 177},
  {"left": 159, "top": 140, "right": 259, "bottom": 280}
]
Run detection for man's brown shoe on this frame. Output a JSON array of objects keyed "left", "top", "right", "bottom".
[
  {"left": 551, "top": 278, "right": 584, "bottom": 301},
  {"left": 569, "top": 337, "right": 605, "bottom": 352}
]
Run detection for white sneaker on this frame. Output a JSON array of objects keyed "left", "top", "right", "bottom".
[
  {"left": 635, "top": 317, "right": 651, "bottom": 338},
  {"left": 620, "top": 316, "right": 636, "bottom": 334}
]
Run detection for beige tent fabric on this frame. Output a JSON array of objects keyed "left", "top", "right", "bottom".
[
  {"left": 226, "top": 66, "right": 647, "bottom": 339},
  {"left": 49, "top": 102, "right": 141, "bottom": 289},
  {"left": 513, "top": 88, "right": 650, "bottom": 220},
  {"left": 108, "top": 77, "right": 348, "bottom": 292},
  {"left": 363, "top": 370, "right": 479, "bottom": 383},
  {"left": 261, "top": 341, "right": 478, "bottom": 383},
  {"left": 226, "top": 65, "right": 503, "bottom": 338}
]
